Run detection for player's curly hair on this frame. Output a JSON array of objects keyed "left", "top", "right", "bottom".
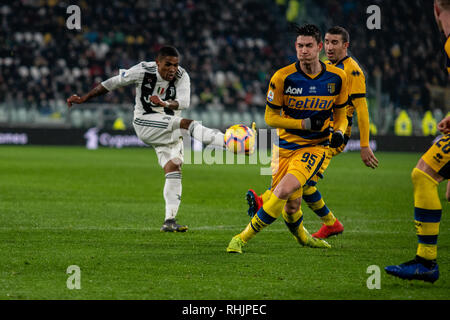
[{"left": 293, "top": 23, "right": 322, "bottom": 44}]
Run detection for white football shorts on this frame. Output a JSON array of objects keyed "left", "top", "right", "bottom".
[{"left": 133, "top": 113, "right": 184, "bottom": 168}]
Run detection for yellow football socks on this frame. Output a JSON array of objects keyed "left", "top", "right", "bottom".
[
  {"left": 411, "top": 168, "right": 442, "bottom": 261},
  {"left": 282, "top": 208, "right": 309, "bottom": 243},
  {"left": 238, "top": 192, "right": 287, "bottom": 243},
  {"left": 303, "top": 185, "right": 336, "bottom": 226},
  {"left": 261, "top": 189, "right": 272, "bottom": 204}
]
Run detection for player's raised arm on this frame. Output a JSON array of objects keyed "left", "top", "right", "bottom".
[
  {"left": 67, "top": 84, "right": 109, "bottom": 108},
  {"left": 67, "top": 63, "right": 144, "bottom": 108}
]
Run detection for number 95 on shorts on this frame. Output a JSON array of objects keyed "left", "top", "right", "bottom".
[{"left": 271, "top": 145, "right": 326, "bottom": 188}]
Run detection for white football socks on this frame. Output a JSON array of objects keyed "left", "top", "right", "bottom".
[
  {"left": 188, "top": 121, "right": 225, "bottom": 148},
  {"left": 164, "top": 171, "right": 182, "bottom": 221}
]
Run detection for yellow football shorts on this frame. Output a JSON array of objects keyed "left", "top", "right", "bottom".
[
  {"left": 421, "top": 134, "right": 450, "bottom": 179},
  {"left": 270, "top": 145, "right": 327, "bottom": 200}
]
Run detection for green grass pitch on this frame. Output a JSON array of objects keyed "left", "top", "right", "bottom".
[{"left": 0, "top": 145, "right": 448, "bottom": 300}]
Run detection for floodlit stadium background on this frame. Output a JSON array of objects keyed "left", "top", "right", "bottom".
[{"left": 0, "top": 0, "right": 448, "bottom": 141}]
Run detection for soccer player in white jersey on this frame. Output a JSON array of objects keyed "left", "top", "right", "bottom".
[{"left": 67, "top": 46, "right": 226, "bottom": 232}]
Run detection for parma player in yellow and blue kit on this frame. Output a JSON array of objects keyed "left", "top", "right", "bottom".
[
  {"left": 385, "top": 0, "right": 450, "bottom": 283},
  {"left": 246, "top": 26, "right": 378, "bottom": 239},
  {"left": 266, "top": 60, "right": 348, "bottom": 195},
  {"left": 326, "top": 55, "right": 371, "bottom": 158},
  {"left": 227, "top": 24, "right": 349, "bottom": 253},
  {"left": 302, "top": 26, "right": 378, "bottom": 238}
]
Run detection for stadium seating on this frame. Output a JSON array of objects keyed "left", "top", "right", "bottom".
[{"left": 0, "top": 0, "right": 447, "bottom": 132}]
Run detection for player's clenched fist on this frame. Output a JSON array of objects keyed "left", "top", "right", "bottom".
[
  {"left": 330, "top": 131, "right": 344, "bottom": 148},
  {"left": 67, "top": 94, "right": 85, "bottom": 108},
  {"left": 437, "top": 116, "right": 450, "bottom": 134},
  {"left": 149, "top": 95, "right": 169, "bottom": 107}
]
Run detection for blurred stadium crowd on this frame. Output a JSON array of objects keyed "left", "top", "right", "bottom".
[
  {"left": 0, "top": 0, "right": 289, "bottom": 117},
  {"left": 320, "top": 0, "right": 448, "bottom": 114},
  {"left": 0, "top": 0, "right": 448, "bottom": 130}
]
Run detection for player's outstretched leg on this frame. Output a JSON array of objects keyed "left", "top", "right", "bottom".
[
  {"left": 177, "top": 119, "right": 257, "bottom": 154},
  {"left": 187, "top": 120, "right": 225, "bottom": 148},
  {"left": 172, "top": 118, "right": 225, "bottom": 149},
  {"left": 303, "top": 185, "right": 343, "bottom": 238}
]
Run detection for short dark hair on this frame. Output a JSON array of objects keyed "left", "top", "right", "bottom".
[
  {"left": 294, "top": 23, "right": 322, "bottom": 44},
  {"left": 326, "top": 26, "right": 350, "bottom": 43},
  {"left": 157, "top": 45, "right": 180, "bottom": 60},
  {"left": 436, "top": 0, "right": 450, "bottom": 10}
]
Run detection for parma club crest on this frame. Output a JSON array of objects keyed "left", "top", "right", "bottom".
[{"left": 327, "top": 83, "right": 336, "bottom": 94}]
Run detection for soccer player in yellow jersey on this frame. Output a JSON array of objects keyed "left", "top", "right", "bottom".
[
  {"left": 227, "top": 24, "right": 349, "bottom": 253},
  {"left": 385, "top": 0, "right": 450, "bottom": 283},
  {"left": 304, "top": 26, "right": 378, "bottom": 238},
  {"left": 245, "top": 26, "right": 378, "bottom": 239},
  {"left": 324, "top": 26, "right": 378, "bottom": 168}
]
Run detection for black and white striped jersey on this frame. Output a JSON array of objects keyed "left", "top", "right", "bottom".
[{"left": 101, "top": 61, "right": 190, "bottom": 117}]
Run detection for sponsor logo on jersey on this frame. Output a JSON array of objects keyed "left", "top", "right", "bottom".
[
  {"left": 285, "top": 86, "right": 303, "bottom": 95},
  {"left": 287, "top": 97, "right": 334, "bottom": 110}
]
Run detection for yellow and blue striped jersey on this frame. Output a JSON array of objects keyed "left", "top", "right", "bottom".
[
  {"left": 266, "top": 61, "right": 348, "bottom": 150},
  {"left": 326, "top": 55, "right": 370, "bottom": 147},
  {"left": 326, "top": 56, "right": 366, "bottom": 117}
]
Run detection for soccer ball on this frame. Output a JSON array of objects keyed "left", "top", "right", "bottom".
[{"left": 224, "top": 124, "right": 256, "bottom": 155}]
